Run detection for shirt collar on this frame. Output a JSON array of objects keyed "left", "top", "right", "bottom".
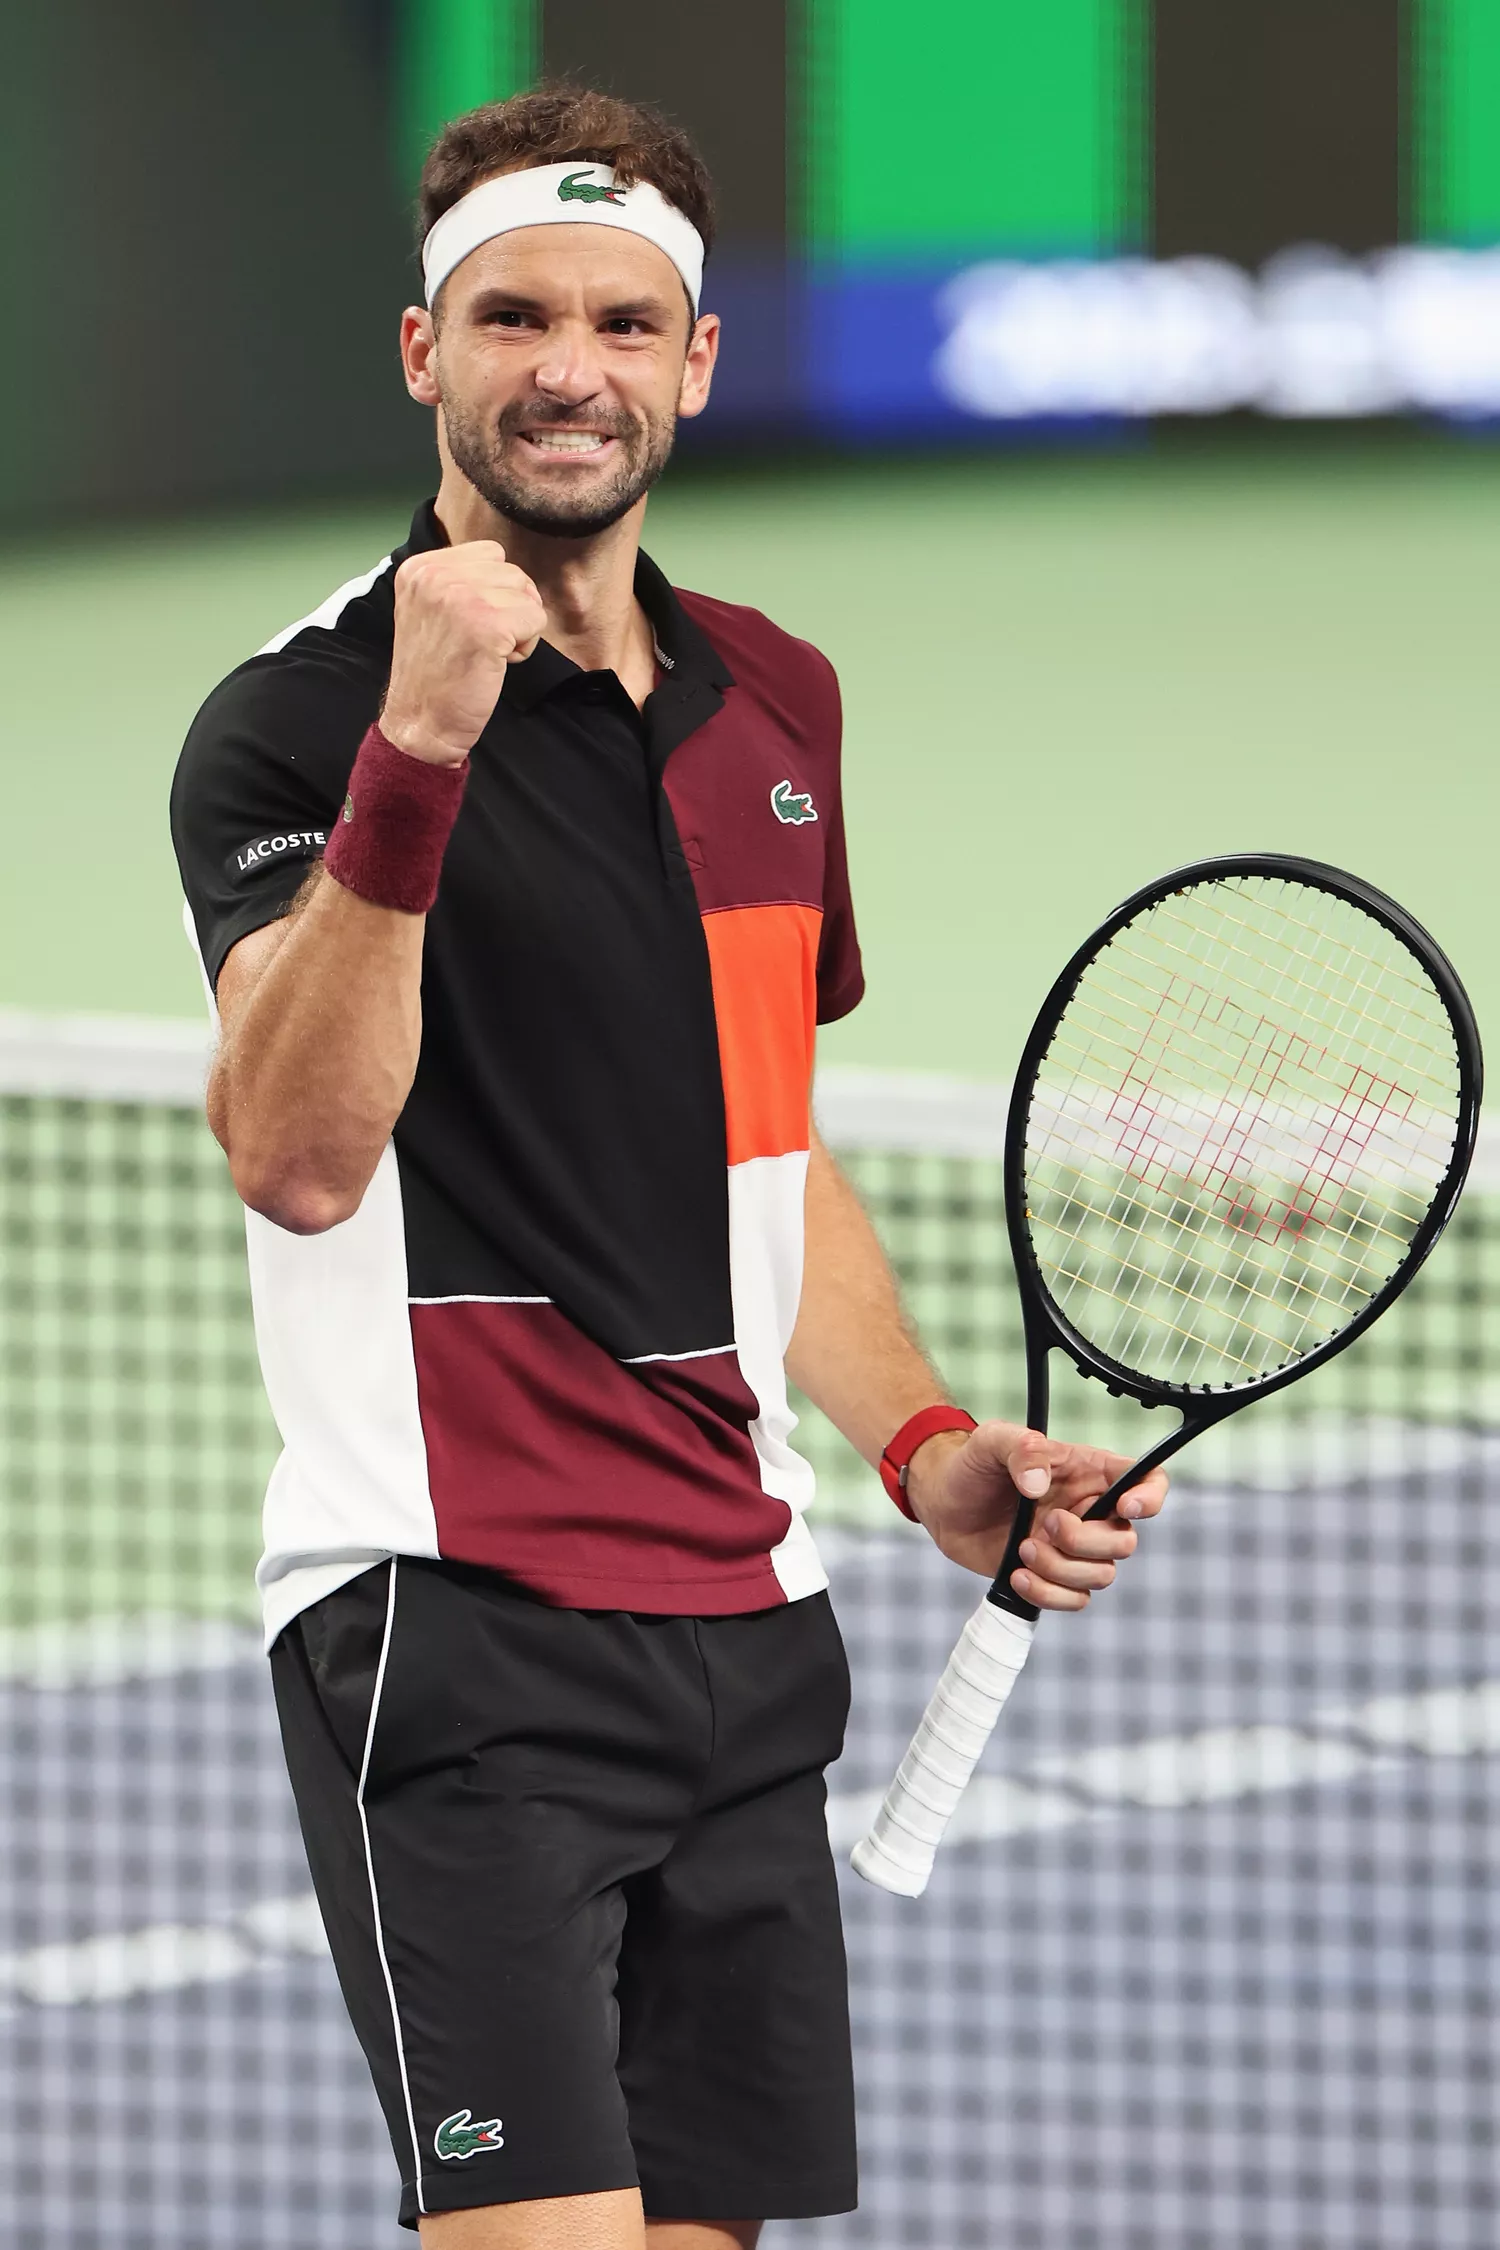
[{"left": 399, "top": 498, "right": 735, "bottom": 713}]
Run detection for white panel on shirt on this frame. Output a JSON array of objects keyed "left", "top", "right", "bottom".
[
  {"left": 256, "top": 554, "right": 395, "bottom": 655},
  {"left": 725, "top": 1151, "right": 828, "bottom": 1602},
  {"left": 248, "top": 1142, "right": 440, "bottom": 1648}
]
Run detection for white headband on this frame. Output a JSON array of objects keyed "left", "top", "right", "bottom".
[{"left": 422, "top": 162, "right": 705, "bottom": 314}]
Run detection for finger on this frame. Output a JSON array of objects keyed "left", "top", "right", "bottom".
[
  {"left": 1041, "top": 1511, "right": 1138, "bottom": 1561},
  {"left": 1009, "top": 1566, "right": 1089, "bottom": 1614},
  {"left": 1018, "top": 1537, "right": 1119, "bottom": 1594},
  {"left": 999, "top": 1429, "right": 1053, "bottom": 1501},
  {"left": 1115, "top": 1471, "right": 1168, "bottom": 1522}
]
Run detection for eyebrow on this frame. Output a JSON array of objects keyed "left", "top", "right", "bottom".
[{"left": 464, "top": 286, "right": 673, "bottom": 323}]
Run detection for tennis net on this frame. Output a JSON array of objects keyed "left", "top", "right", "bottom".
[{"left": 1, "top": 1013, "right": 1497, "bottom": 2248}]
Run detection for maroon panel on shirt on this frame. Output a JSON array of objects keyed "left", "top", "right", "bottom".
[
  {"left": 667, "top": 590, "right": 864, "bottom": 1025},
  {"left": 408, "top": 1300, "right": 790, "bottom": 1612}
]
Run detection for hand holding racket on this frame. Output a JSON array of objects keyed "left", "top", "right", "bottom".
[
  {"left": 899, "top": 1419, "right": 1165, "bottom": 1604},
  {"left": 852, "top": 854, "right": 1482, "bottom": 1898}
]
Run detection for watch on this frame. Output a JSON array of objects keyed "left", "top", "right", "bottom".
[{"left": 878, "top": 1405, "right": 978, "bottom": 1522}]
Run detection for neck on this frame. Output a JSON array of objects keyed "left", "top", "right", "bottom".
[{"left": 433, "top": 466, "right": 656, "bottom": 705}]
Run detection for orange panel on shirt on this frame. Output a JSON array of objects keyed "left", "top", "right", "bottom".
[{"left": 701, "top": 903, "right": 822, "bottom": 1165}]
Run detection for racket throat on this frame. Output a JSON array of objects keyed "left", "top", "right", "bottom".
[{"left": 988, "top": 1347, "right": 1231, "bottom": 1618}]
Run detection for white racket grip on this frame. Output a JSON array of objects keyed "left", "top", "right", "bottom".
[{"left": 850, "top": 1598, "right": 1036, "bottom": 1897}]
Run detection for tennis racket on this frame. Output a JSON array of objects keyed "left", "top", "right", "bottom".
[{"left": 852, "top": 853, "right": 1482, "bottom": 1898}]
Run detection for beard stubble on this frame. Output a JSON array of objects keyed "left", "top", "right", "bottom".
[{"left": 442, "top": 392, "right": 679, "bottom": 539}]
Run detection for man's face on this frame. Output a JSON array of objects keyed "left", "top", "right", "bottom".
[{"left": 419, "top": 224, "right": 716, "bottom": 538}]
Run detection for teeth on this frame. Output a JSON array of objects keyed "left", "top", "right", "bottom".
[{"left": 525, "top": 431, "right": 607, "bottom": 453}]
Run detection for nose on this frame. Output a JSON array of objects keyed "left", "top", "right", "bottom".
[{"left": 531, "top": 318, "right": 607, "bottom": 406}]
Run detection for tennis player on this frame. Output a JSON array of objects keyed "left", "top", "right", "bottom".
[{"left": 171, "top": 87, "right": 1166, "bottom": 2250}]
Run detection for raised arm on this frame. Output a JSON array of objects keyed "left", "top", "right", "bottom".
[
  {"left": 207, "top": 542, "right": 544, "bottom": 1235},
  {"left": 787, "top": 1125, "right": 1167, "bottom": 1609}
]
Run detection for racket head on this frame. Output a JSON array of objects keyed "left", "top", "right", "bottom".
[{"left": 1005, "top": 854, "right": 1482, "bottom": 1415}]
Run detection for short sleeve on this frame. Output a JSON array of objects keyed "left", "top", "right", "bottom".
[
  {"left": 809, "top": 657, "right": 865, "bottom": 1025},
  {"left": 170, "top": 648, "right": 380, "bottom": 989}
]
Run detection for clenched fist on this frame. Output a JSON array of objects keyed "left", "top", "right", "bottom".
[{"left": 380, "top": 543, "right": 548, "bottom": 767}]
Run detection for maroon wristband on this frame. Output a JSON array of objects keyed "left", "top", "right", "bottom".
[
  {"left": 878, "top": 1405, "right": 978, "bottom": 1522},
  {"left": 322, "top": 723, "right": 469, "bottom": 915}
]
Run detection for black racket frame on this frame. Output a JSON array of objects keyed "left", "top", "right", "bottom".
[{"left": 990, "top": 852, "right": 1484, "bottom": 1622}]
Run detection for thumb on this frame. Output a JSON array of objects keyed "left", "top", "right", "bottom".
[{"left": 1005, "top": 1433, "right": 1052, "bottom": 1501}]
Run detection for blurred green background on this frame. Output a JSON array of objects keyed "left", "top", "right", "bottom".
[{"left": 3, "top": 433, "right": 1492, "bottom": 1074}]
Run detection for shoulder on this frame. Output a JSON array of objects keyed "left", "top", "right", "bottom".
[
  {"left": 171, "top": 649, "right": 378, "bottom": 825},
  {"left": 675, "top": 588, "right": 840, "bottom": 720}
]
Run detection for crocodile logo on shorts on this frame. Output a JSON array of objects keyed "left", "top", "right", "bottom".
[
  {"left": 558, "top": 169, "right": 627, "bottom": 207},
  {"left": 771, "top": 779, "right": 818, "bottom": 826},
  {"left": 434, "top": 2109, "right": 505, "bottom": 2160}
]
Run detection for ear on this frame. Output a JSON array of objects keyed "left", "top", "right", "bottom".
[
  {"left": 401, "top": 307, "right": 441, "bottom": 407},
  {"left": 677, "top": 312, "right": 720, "bottom": 422}
]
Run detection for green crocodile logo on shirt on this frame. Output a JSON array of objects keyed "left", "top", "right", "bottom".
[
  {"left": 771, "top": 779, "right": 819, "bottom": 826},
  {"left": 558, "top": 170, "right": 628, "bottom": 207},
  {"left": 434, "top": 2109, "right": 505, "bottom": 2161}
]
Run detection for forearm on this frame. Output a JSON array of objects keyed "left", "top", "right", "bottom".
[
  {"left": 786, "top": 1132, "right": 951, "bottom": 1467},
  {"left": 205, "top": 547, "right": 547, "bottom": 1236},
  {"left": 208, "top": 870, "right": 424, "bottom": 1233}
]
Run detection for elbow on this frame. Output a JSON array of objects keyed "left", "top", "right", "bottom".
[{"left": 229, "top": 1158, "right": 364, "bottom": 1237}]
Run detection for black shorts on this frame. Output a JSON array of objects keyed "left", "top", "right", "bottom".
[{"left": 270, "top": 1557, "right": 857, "bottom": 2230}]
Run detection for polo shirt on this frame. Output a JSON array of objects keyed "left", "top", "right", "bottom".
[{"left": 171, "top": 499, "right": 864, "bottom": 1646}]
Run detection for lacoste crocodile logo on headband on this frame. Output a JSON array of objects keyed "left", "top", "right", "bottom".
[
  {"left": 558, "top": 170, "right": 628, "bottom": 207},
  {"left": 771, "top": 780, "right": 819, "bottom": 826},
  {"left": 423, "top": 162, "right": 705, "bottom": 313},
  {"left": 434, "top": 2109, "right": 505, "bottom": 2161}
]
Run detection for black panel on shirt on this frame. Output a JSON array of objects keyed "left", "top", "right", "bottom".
[{"left": 173, "top": 501, "right": 865, "bottom": 1366}]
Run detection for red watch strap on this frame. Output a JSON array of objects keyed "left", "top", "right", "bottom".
[{"left": 879, "top": 1405, "right": 978, "bottom": 1522}]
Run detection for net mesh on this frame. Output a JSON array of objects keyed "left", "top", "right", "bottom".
[
  {"left": 1, "top": 1056, "right": 1497, "bottom": 2248},
  {"left": 1026, "top": 875, "right": 1465, "bottom": 1388}
]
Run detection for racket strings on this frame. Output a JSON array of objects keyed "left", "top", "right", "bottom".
[
  {"left": 1034, "top": 1181, "right": 1378, "bottom": 1377},
  {"left": 1033, "top": 1200, "right": 1355, "bottom": 1375},
  {"left": 1146, "top": 887, "right": 1451, "bottom": 1046},
  {"left": 1141, "top": 917, "right": 1460, "bottom": 1083},
  {"left": 1034, "top": 891, "right": 1457, "bottom": 1377},
  {"left": 1024, "top": 876, "right": 1462, "bottom": 1389},
  {"left": 1060, "top": 941, "right": 1456, "bottom": 1156},
  {"left": 1034, "top": 1009, "right": 1440, "bottom": 1301},
  {"left": 1037, "top": 1025, "right": 1440, "bottom": 1246},
  {"left": 1050, "top": 896, "right": 1456, "bottom": 1195},
  {"left": 1032, "top": 1172, "right": 1383, "bottom": 1328},
  {"left": 1155, "top": 885, "right": 1451, "bottom": 1024},
  {"left": 1061, "top": 967, "right": 1454, "bottom": 1147},
  {"left": 1043, "top": 1012, "right": 1439, "bottom": 1341},
  {"left": 1095, "top": 903, "right": 1453, "bottom": 1254},
  {"left": 1036, "top": 1025, "right": 1441, "bottom": 1278}
]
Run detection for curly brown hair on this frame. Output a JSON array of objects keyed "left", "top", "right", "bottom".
[{"left": 417, "top": 86, "right": 716, "bottom": 258}]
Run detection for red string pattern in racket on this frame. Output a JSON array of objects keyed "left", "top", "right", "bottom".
[{"left": 1023, "top": 877, "right": 1462, "bottom": 1388}]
